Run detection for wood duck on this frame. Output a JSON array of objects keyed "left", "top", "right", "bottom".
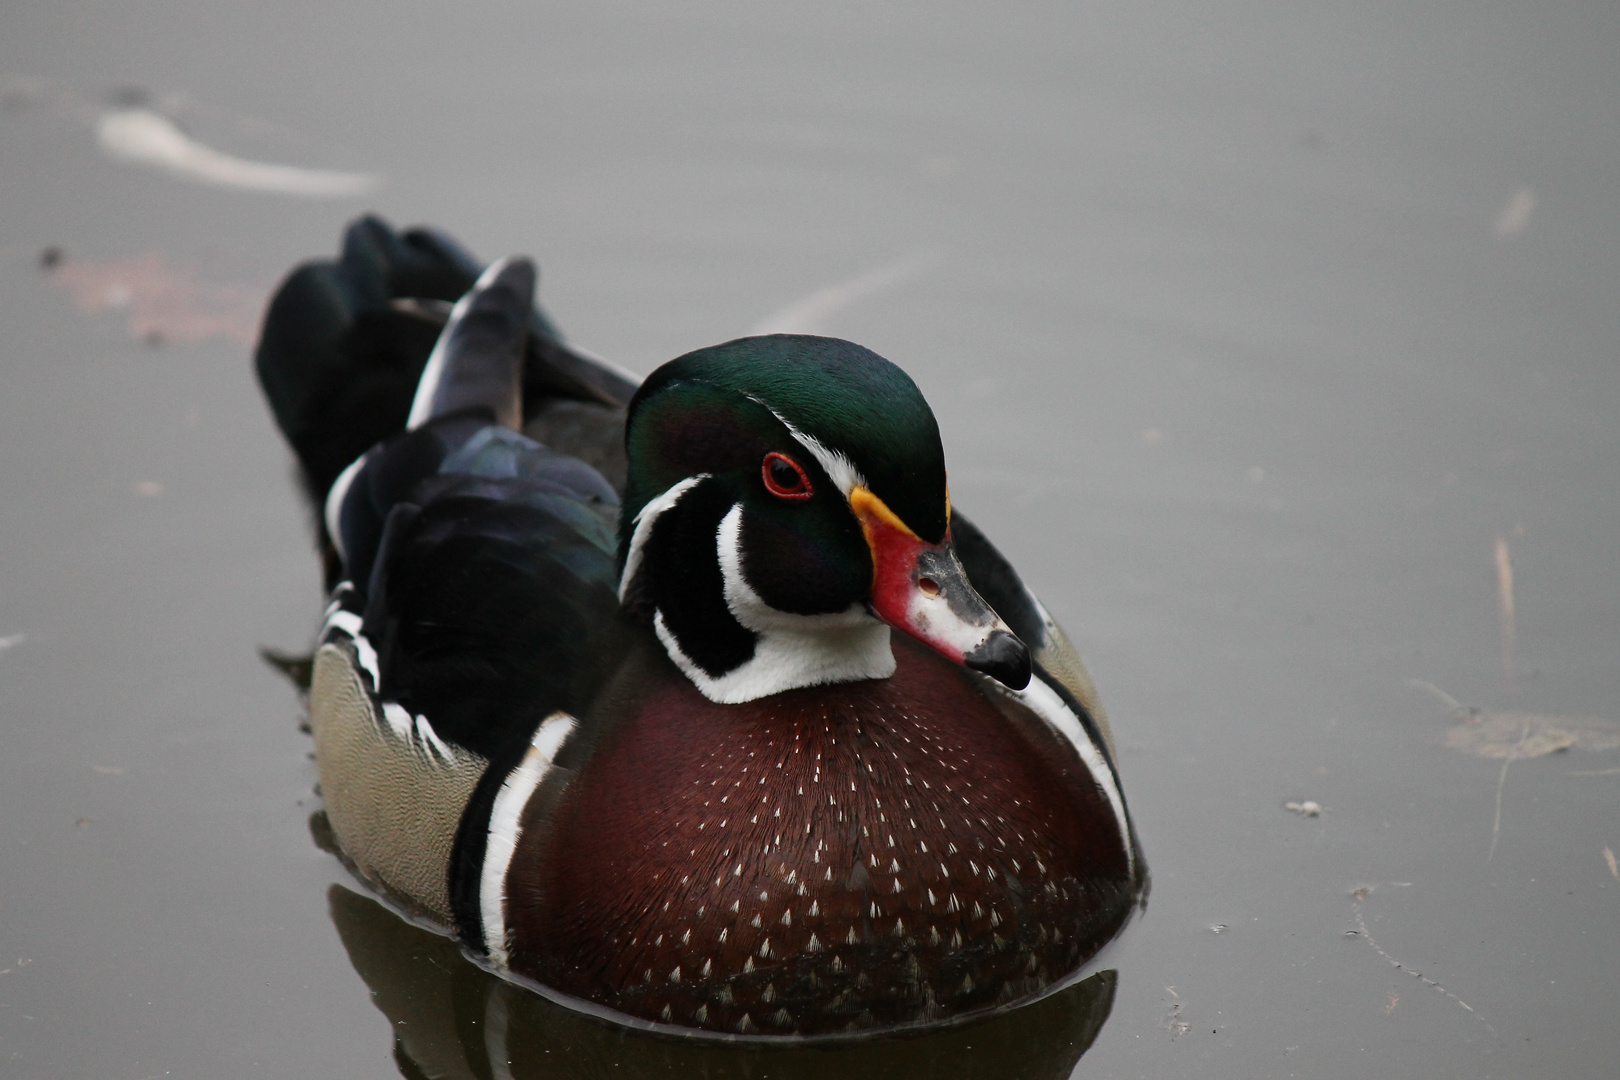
[
  {"left": 257, "top": 217, "right": 1143, "bottom": 1039},
  {"left": 326, "top": 881, "right": 1119, "bottom": 1078}
]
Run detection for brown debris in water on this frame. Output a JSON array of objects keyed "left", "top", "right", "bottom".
[
  {"left": 1409, "top": 680, "right": 1620, "bottom": 861},
  {"left": 1407, "top": 680, "right": 1620, "bottom": 761},
  {"left": 1441, "top": 711, "right": 1620, "bottom": 761},
  {"left": 44, "top": 251, "right": 266, "bottom": 346},
  {"left": 1605, "top": 847, "right": 1618, "bottom": 881}
]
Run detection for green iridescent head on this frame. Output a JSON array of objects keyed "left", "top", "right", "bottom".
[{"left": 621, "top": 333, "right": 948, "bottom": 553}]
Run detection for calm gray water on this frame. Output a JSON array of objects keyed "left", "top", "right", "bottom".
[{"left": 2, "top": 2, "right": 1617, "bottom": 1077}]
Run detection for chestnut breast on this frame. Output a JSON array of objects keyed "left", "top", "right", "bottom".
[{"left": 504, "top": 636, "right": 1133, "bottom": 1036}]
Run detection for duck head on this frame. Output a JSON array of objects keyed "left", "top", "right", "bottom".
[{"left": 618, "top": 334, "right": 1030, "bottom": 704}]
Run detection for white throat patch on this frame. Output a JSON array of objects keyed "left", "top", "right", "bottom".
[{"left": 658, "top": 503, "right": 895, "bottom": 704}]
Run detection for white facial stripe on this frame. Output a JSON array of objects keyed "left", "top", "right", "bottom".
[
  {"left": 652, "top": 609, "right": 705, "bottom": 683},
  {"left": 664, "top": 504, "right": 894, "bottom": 704},
  {"left": 618, "top": 474, "right": 709, "bottom": 602},
  {"left": 717, "top": 505, "right": 878, "bottom": 634},
  {"left": 751, "top": 400, "right": 867, "bottom": 497},
  {"left": 481, "top": 712, "right": 576, "bottom": 968},
  {"left": 1011, "top": 677, "right": 1134, "bottom": 877},
  {"left": 790, "top": 429, "right": 865, "bottom": 498}
]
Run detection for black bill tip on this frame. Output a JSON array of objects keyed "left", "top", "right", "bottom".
[{"left": 965, "top": 629, "right": 1032, "bottom": 691}]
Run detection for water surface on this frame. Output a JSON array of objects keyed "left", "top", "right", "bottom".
[{"left": 1, "top": 2, "right": 1617, "bottom": 1077}]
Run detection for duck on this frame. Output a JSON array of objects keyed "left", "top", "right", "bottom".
[
  {"left": 256, "top": 216, "right": 1143, "bottom": 1039},
  {"left": 326, "top": 879, "right": 1120, "bottom": 1078}
]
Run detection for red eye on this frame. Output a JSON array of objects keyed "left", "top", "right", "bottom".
[{"left": 762, "top": 452, "right": 813, "bottom": 500}]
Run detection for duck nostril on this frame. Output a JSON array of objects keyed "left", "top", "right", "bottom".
[{"left": 917, "top": 577, "right": 940, "bottom": 598}]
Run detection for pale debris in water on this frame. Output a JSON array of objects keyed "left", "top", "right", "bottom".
[
  {"left": 1283, "top": 800, "right": 1324, "bottom": 817},
  {"left": 1163, "top": 1002, "right": 1189, "bottom": 1041},
  {"left": 96, "top": 107, "right": 380, "bottom": 197},
  {"left": 1605, "top": 847, "right": 1618, "bottom": 881},
  {"left": 1408, "top": 680, "right": 1620, "bottom": 862},
  {"left": 1407, "top": 680, "right": 1620, "bottom": 760},
  {"left": 748, "top": 249, "right": 939, "bottom": 336},
  {"left": 1494, "top": 187, "right": 1537, "bottom": 236},
  {"left": 1440, "top": 711, "right": 1620, "bottom": 760}
]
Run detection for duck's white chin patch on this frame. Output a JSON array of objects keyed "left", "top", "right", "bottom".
[
  {"left": 657, "top": 611, "right": 895, "bottom": 705},
  {"left": 655, "top": 503, "right": 898, "bottom": 704}
]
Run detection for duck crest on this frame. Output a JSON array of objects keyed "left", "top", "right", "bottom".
[{"left": 256, "top": 217, "right": 1143, "bottom": 1040}]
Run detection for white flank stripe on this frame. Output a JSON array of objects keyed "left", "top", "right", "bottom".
[
  {"left": 1013, "top": 677, "right": 1134, "bottom": 876},
  {"left": 481, "top": 712, "right": 577, "bottom": 968},
  {"left": 618, "top": 474, "right": 707, "bottom": 601}
]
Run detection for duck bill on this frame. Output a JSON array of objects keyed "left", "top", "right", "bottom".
[{"left": 849, "top": 487, "right": 1031, "bottom": 691}]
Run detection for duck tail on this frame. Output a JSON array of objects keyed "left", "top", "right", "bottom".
[
  {"left": 404, "top": 257, "right": 535, "bottom": 433},
  {"left": 257, "top": 216, "right": 639, "bottom": 502},
  {"left": 256, "top": 216, "right": 640, "bottom": 584},
  {"left": 254, "top": 215, "right": 488, "bottom": 509}
]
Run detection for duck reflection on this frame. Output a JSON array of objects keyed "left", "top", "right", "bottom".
[{"left": 328, "top": 883, "right": 1118, "bottom": 1080}]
